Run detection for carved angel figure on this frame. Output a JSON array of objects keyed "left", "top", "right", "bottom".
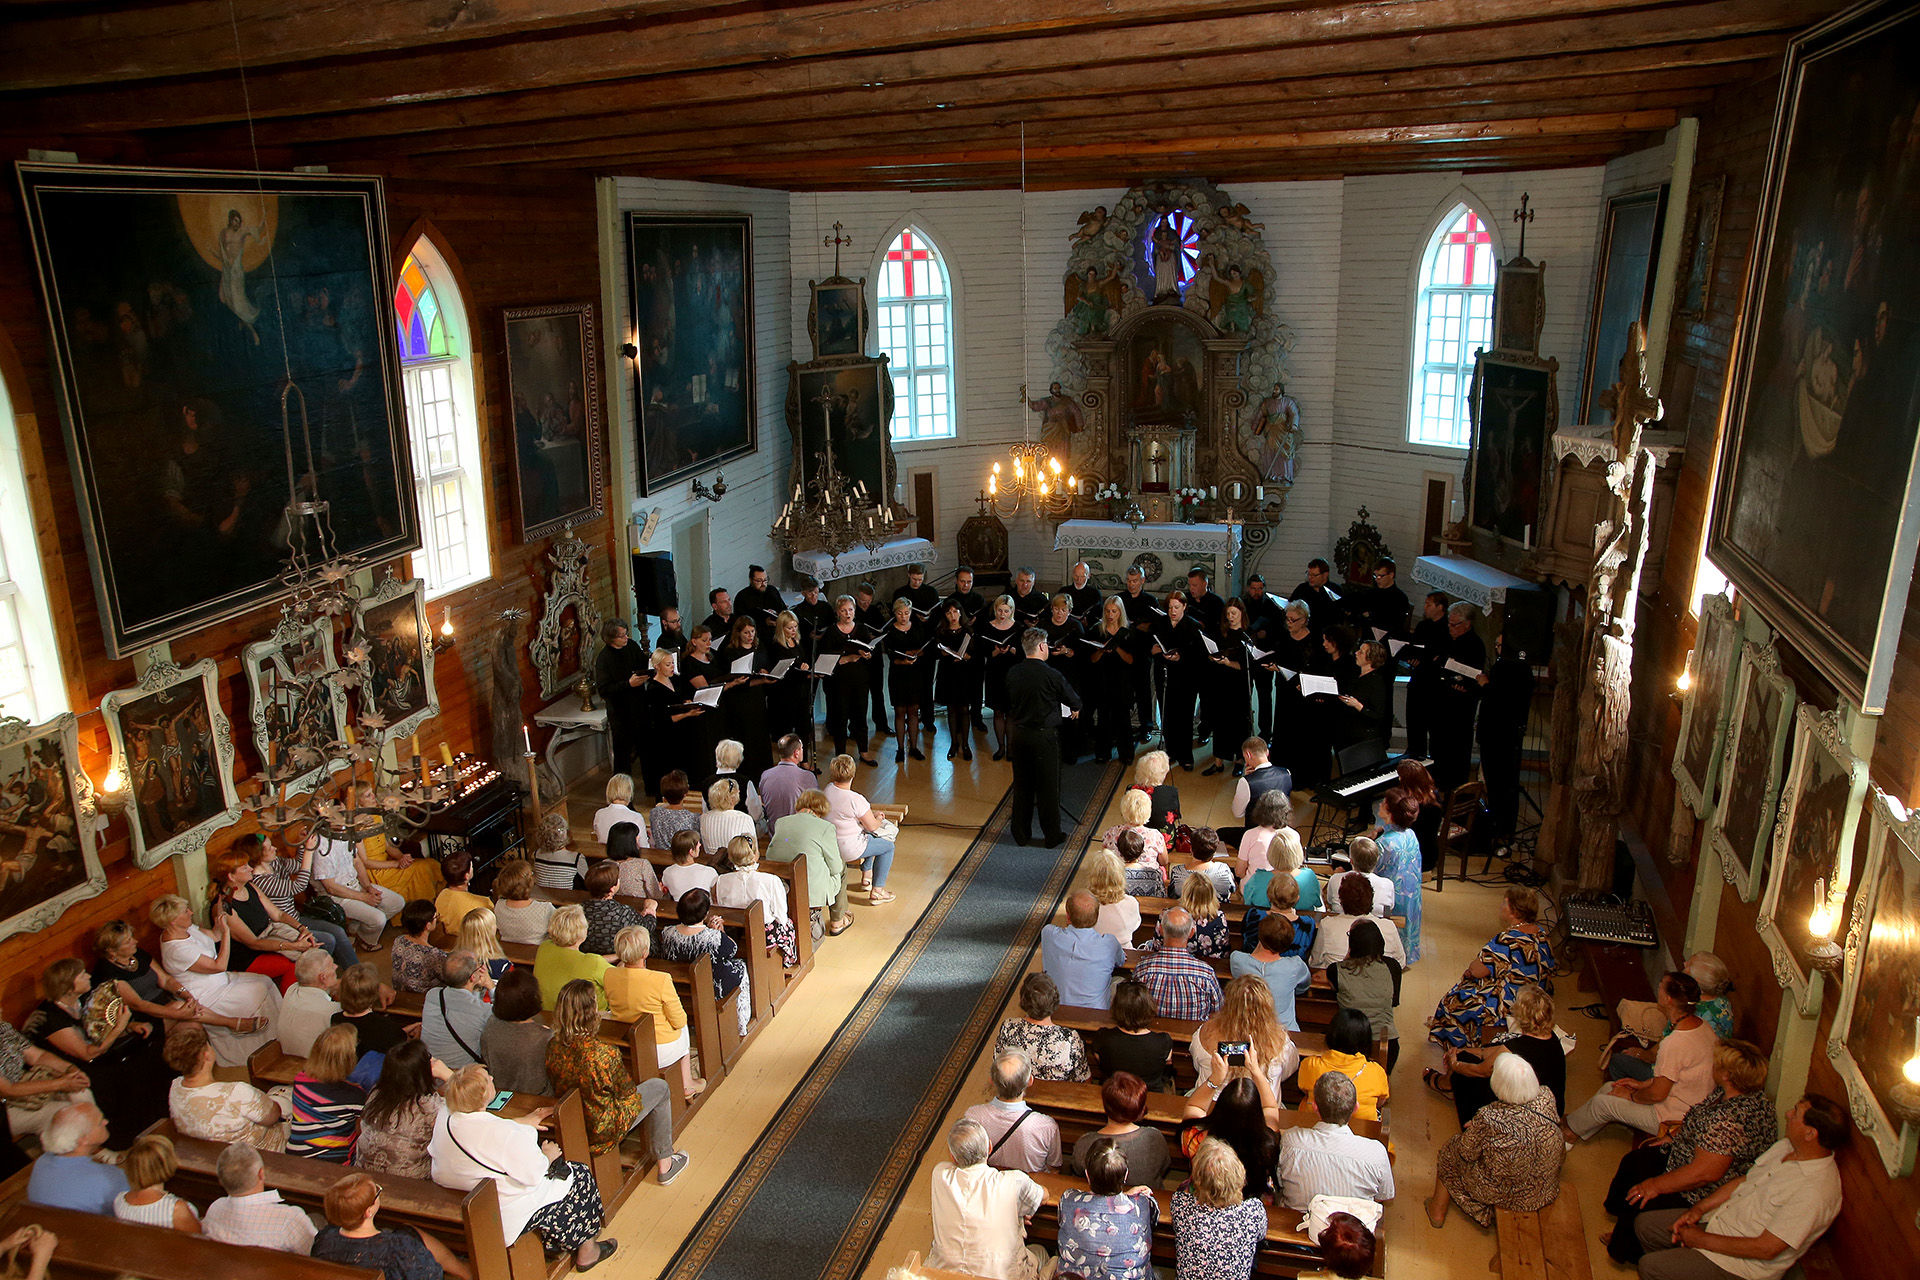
[
  {"left": 1069, "top": 205, "right": 1110, "bottom": 245},
  {"left": 1207, "top": 264, "right": 1264, "bottom": 333},
  {"left": 1064, "top": 262, "right": 1125, "bottom": 335},
  {"left": 1217, "top": 203, "right": 1264, "bottom": 234}
]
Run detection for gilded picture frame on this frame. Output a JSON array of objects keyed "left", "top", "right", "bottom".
[
  {"left": 101, "top": 650, "right": 241, "bottom": 870},
  {"left": 351, "top": 573, "right": 439, "bottom": 744},
  {"left": 1672, "top": 593, "right": 1741, "bottom": 819},
  {"left": 241, "top": 613, "right": 348, "bottom": 799},
  {"left": 1705, "top": 641, "right": 1796, "bottom": 902},
  {"left": 0, "top": 711, "right": 105, "bottom": 943}
]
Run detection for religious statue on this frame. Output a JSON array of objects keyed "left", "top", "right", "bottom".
[
  {"left": 1149, "top": 216, "right": 1185, "bottom": 302},
  {"left": 1217, "top": 203, "right": 1264, "bottom": 235},
  {"left": 1069, "top": 205, "right": 1110, "bottom": 245},
  {"left": 1064, "top": 263, "right": 1124, "bottom": 336},
  {"left": 1244, "top": 381, "right": 1300, "bottom": 483},
  {"left": 1024, "top": 381, "right": 1085, "bottom": 445},
  {"left": 1204, "top": 259, "right": 1265, "bottom": 334}
]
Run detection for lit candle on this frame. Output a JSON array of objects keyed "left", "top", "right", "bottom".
[
  {"left": 440, "top": 610, "right": 454, "bottom": 640},
  {"left": 439, "top": 743, "right": 455, "bottom": 769},
  {"left": 1906, "top": 1017, "right": 1920, "bottom": 1085},
  {"left": 1810, "top": 877, "right": 1834, "bottom": 940},
  {"left": 523, "top": 723, "right": 533, "bottom": 754},
  {"left": 343, "top": 724, "right": 356, "bottom": 746},
  {"left": 1069, "top": 476, "right": 1078, "bottom": 491}
]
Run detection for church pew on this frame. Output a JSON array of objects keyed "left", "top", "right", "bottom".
[
  {"left": 1049, "top": 1004, "right": 1384, "bottom": 1094},
  {"left": 1117, "top": 949, "right": 1344, "bottom": 1030},
  {"left": 627, "top": 844, "right": 815, "bottom": 1003},
  {"left": 0, "top": 1202, "right": 381, "bottom": 1280},
  {"left": 1023, "top": 1078, "right": 1385, "bottom": 1163},
  {"left": 1495, "top": 1184, "right": 1593, "bottom": 1280}
]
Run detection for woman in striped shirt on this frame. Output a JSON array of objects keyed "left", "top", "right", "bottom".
[{"left": 288, "top": 1023, "right": 367, "bottom": 1162}]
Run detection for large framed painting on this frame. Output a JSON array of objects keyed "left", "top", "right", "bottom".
[
  {"left": 242, "top": 614, "right": 348, "bottom": 798},
  {"left": 101, "top": 652, "right": 241, "bottom": 869},
  {"left": 352, "top": 574, "right": 439, "bottom": 743},
  {"left": 0, "top": 712, "right": 105, "bottom": 944},
  {"left": 1758, "top": 704, "right": 1871, "bottom": 1011},
  {"left": 1674, "top": 175, "right": 1725, "bottom": 321},
  {"left": 786, "top": 357, "right": 898, "bottom": 506},
  {"left": 13, "top": 163, "right": 417, "bottom": 658},
  {"left": 807, "top": 276, "right": 868, "bottom": 362},
  {"left": 625, "top": 214, "right": 755, "bottom": 496},
  {"left": 1578, "top": 186, "right": 1668, "bottom": 425},
  {"left": 504, "top": 303, "right": 605, "bottom": 542},
  {"left": 1673, "top": 592, "right": 1741, "bottom": 818},
  {"left": 1829, "top": 786, "right": 1920, "bottom": 1177},
  {"left": 1468, "top": 353, "right": 1559, "bottom": 544},
  {"left": 1705, "top": 1, "right": 1920, "bottom": 713},
  {"left": 1706, "top": 641, "right": 1796, "bottom": 901}
]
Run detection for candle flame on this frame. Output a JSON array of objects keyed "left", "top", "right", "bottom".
[{"left": 101, "top": 763, "right": 125, "bottom": 794}]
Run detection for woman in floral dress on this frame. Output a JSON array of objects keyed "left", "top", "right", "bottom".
[
  {"left": 1426, "top": 1053, "right": 1563, "bottom": 1229},
  {"left": 657, "top": 888, "right": 751, "bottom": 1036},
  {"left": 1429, "top": 888, "right": 1553, "bottom": 1050},
  {"left": 1058, "top": 1139, "right": 1157, "bottom": 1280},
  {"left": 993, "top": 973, "right": 1090, "bottom": 1083}
]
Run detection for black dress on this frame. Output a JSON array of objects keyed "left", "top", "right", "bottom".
[
  {"left": 882, "top": 622, "right": 929, "bottom": 708},
  {"left": 761, "top": 638, "right": 813, "bottom": 743},
  {"left": 1333, "top": 665, "right": 1393, "bottom": 753},
  {"left": 933, "top": 623, "right": 982, "bottom": 708},
  {"left": 593, "top": 640, "right": 650, "bottom": 780},
  {"left": 1086, "top": 1027, "right": 1175, "bottom": 1093},
  {"left": 1043, "top": 616, "right": 1085, "bottom": 760},
  {"left": 1208, "top": 625, "right": 1254, "bottom": 765},
  {"left": 91, "top": 949, "right": 176, "bottom": 1033},
  {"left": 1269, "top": 626, "right": 1328, "bottom": 788},
  {"left": 1150, "top": 614, "right": 1207, "bottom": 767},
  {"left": 1084, "top": 624, "right": 1141, "bottom": 761},
  {"left": 718, "top": 642, "right": 773, "bottom": 778},
  {"left": 979, "top": 621, "right": 1022, "bottom": 713},
  {"left": 223, "top": 888, "right": 282, "bottom": 973},
  {"left": 24, "top": 998, "right": 172, "bottom": 1147},
  {"left": 1432, "top": 630, "right": 1488, "bottom": 790},
  {"left": 1403, "top": 615, "right": 1452, "bottom": 756},
  {"left": 678, "top": 650, "right": 729, "bottom": 787},
  {"left": 815, "top": 623, "right": 875, "bottom": 754},
  {"left": 637, "top": 675, "right": 700, "bottom": 795},
  {"left": 1451, "top": 1032, "right": 1567, "bottom": 1128}
]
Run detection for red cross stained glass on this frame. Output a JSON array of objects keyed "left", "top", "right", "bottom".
[
  {"left": 887, "top": 229, "right": 935, "bottom": 298},
  {"left": 1439, "top": 210, "right": 1492, "bottom": 287}
]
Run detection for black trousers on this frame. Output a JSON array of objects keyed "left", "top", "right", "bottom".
[
  {"left": 1603, "top": 1145, "right": 1687, "bottom": 1264},
  {"left": 607, "top": 704, "right": 641, "bottom": 781},
  {"left": 1010, "top": 727, "right": 1063, "bottom": 843},
  {"left": 1252, "top": 667, "right": 1276, "bottom": 741},
  {"left": 1480, "top": 733, "right": 1523, "bottom": 841},
  {"left": 1162, "top": 670, "right": 1201, "bottom": 766},
  {"left": 826, "top": 669, "right": 870, "bottom": 754}
]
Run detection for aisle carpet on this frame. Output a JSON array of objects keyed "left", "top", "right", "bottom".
[{"left": 660, "top": 759, "right": 1126, "bottom": 1280}]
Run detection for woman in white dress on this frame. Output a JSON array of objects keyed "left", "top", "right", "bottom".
[{"left": 150, "top": 894, "right": 279, "bottom": 1065}]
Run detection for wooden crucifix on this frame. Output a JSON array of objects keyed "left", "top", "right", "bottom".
[
  {"left": 1513, "top": 192, "right": 1535, "bottom": 260},
  {"left": 824, "top": 221, "right": 853, "bottom": 275}
]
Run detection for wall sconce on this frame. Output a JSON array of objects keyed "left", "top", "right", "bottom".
[
  {"left": 95, "top": 760, "right": 129, "bottom": 818},
  {"left": 619, "top": 341, "right": 638, "bottom": 359},
  {"left": 1805, "top": 876, "right": 1843, "bottom": 972},
  {"left": 432, "top": 608, "right": 457, "bottom": 654},
  {"left": 1888, "top": 1016, "right": 1920, "bottom": 1125},
  {"left": 690, "top": 472, "right": 728, "bottom": 504}
]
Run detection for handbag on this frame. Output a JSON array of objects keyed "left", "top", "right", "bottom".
[
  {"left": 263, "top": 922, "right": 305, "bottom": 945},
  {"left": 303, "top": 892, "right": 348, "bottom": 928}
]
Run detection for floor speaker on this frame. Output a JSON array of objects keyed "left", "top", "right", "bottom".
[
  {"left": 632, "top": 551, "right": 678, "bottom": 616},
  {"left": 1500, "top": 584, "right": 1556, "bottom": 664}
]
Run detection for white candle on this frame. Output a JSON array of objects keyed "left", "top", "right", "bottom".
[
  {"left": 1256, "top": 486, "right": 1265, "bottom": 502},
  {"left": 1523, "top": 524, "right": 1532, "bottom": 550},
  {"left": 1209, "top": 485, "right": 1218, "bottom": 500},
  {"left": 522, "top": 723, "right": 532, "bottom": 753}
]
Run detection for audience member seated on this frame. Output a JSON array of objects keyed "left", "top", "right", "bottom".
[
  {"left": 1192, "top": 974, "right": 1299, "bottom": 1098},
  {"left": 1130, "top": 752, "right": 1181, "bottom": 830},
  {"left": 1069, "top": 1071, "right": 1170, "bottom": 1185},
  {"left": 605, "top": 823, "right": 664, "bottom": 902},
  {"left": 701, "top": 778, "right": 757, "bottom": 864},
  {"left": 659, "top": 888, "right": 752, "bottom": 1036},
  {"left": 1298, "top": 1010, "right": 1390, "bottom": 1125},
  {"left": 660, "top": 830, "right": 719, "bottom": 902},
  {"left": 1232, "top": 912, "right": 1312, "bottom": 1032},
  {"left": 1089, "top": 851, "right": 1140, "bottom": 946},
  {"left": 1041, "top": 891, "right": 1125, "bottom": 1013},
  {"left": 1058, "top": 1138, "right": 1157, "bottom": 1280},
  {"left": 480, "top": 968, "right": 553, "bottom": 1096},
  {"left": 390, "top": 900, "right": 449, "bottom": 994},
  {"left": 421, "top": 950, "right": 491, "bottom": 1071},
  {"left": 711, "top": 739, "right": 766, "bottom": 830},
  {"left": 114, "top": 1133, "right": 202, "bottom": 1232},
  {"left": 546, "top": 979, "right": 688, "bottom": 1183},
  {"left": 592, "top": 773, "right": 647, "bottom": 845},
  {"left": 1099, "top": 789, "right": 1168, "bottom": 880},
  {"left": 1629, "top": 1094, "right": 1848, "bottom": 1280},
  {"left": 429, "top": 1065, "right": 618, "bottom": 1271},
  {"left": 492, "top": 858, "right": 557, "bottom": 946},
  {"left": 203, "top": 1139, "right": 316, "bottom": 1253},
  {"left": 963, "top": 1050, "right": 1062, "bottom": 1174},
  {"left": 313, "top": 826, "right": 405, "bottom": 952},
  {"left": 208, "top": 847, "right": 309, "bottom": 991},
  {"left": 1611, "top": 954, "right": 1736, "bottom": 1081},
  {"left": 356, "top": 1039, "right": 447, "bottom": 1180},
  {"left": 0, "top": 1017, "right": 91, "bottom": 1152},
  {"left": 1133, "top": 907, "right": 1223, "bottom": 1022},
  {"left": 582, "top": 859, "right": 655, "bottom": 955},
  {"left": 1428, "top": 888, "right": 1553, "bottom": 1051},
  {"left": 334, "top": 963, "right": 413, "bottom": 1055},
  {"left": 24, "top": 957, "right": 172, "bottom": 1147},
  {"left": 1324, "top": 836, "right": 1394, "bottom": 918},
  {"left": 1233, "top": 791, "right": 1293, "bottom": 888},
  {"left": 1139, "top": 872, "right": 1230, "bottom": 959},
  {"left": 26, "top": 1101, "right": 126, "bottom": 1214},
  {"left": 312, "top": 1170, "right": 471, "bottom": 1280},
  {"left": 606, "top": 926, "right": 704, "bottom": 1102},
  {"left": 759, "top": 735, "right": 820, "bottom": 826},
  {"left": 1277, "top": 1073, "right": 1394, "bottom": 1211},
  {"left": 1116, "top": 833, "right": 1168, "bottom": 910},
  {"left": 165, "top": 1023, "right": 286, "bottom": 1151},
  {"left": 1566, "top": 971, "right": 1717, "bottom": 1145},
  {"left": 1173, "top": 827, "right": 1237, "bottom": 901},
  {"left": 1603, "top": 1040, "right": 1775, "bottom": 1266},
  {"left": 152, "top": 893, "right": 279, "bottom": 1065},
  {"left": 1172, "top": 1139, "right": 1267, "bottom": 1280},
  {"left": 1327, "top": 920, "right": 1400, "bottom": 1071},
  {"left": 248, "top": 829, "right": 360, "bottom": 970},
  {"left": 355, "top": 784, "right": 447, "bottom": 906},
  {"left": 535, "top": 905, "right": 611, "bottom": 1011},
  {"left": 825, "top": 754, "right": 898, "bottom": 905},
  {"left": 433, "top": 851, "right": 489, "bottom": 939},
  {"left": 278, "top": 949, "right": 342, "bottom": 1057},
  {"left": 93, "top": 917, "right": 241, "bottom": 1042},
  {"left": 1299, "top": 1211, "right": 1378, "bottom": 1280},
  {"left": 1249, "top": 868, "right": 1318, "bottom": 963},
  {"left": 649, "top": 771, "right": 702, "bottom": 850},
  {"left": 1435, "top": 983, "right": 1563, "bottom": 1126},
  {"left": 288, "top": 1024, "right": 367, "bottom": 1161},
  {"left": 456, "top": 907, "right": 511, "bottom": 984},
  {"left": 1425, "top": 1053, "right": 1561, "bottom": 1229},
  {"left": 532, "top": 812, "right": 586, "bottom": 891},
  {"left": 927, "top": 1116, "right": 1049, "bottom": 1280},
  {"left": 766, "top": 788, "right": 852, "bottom": 937},
  {"left": 993, "top": 972, "right": 1090, "bottom": 1084},
  {"left": 1180, "top": 1074, "right": 1279, "bottom": 1201},
  {"left": 715, "top": 835, "right": 799, "bottom": 967},
  {"left": 1086, "top": 978, "right": 1175, "bottom": 1092},
  {"left": 1267, "top": 825, "right": 1322, "bottom": 914}
]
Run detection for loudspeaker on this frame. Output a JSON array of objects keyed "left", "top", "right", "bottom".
[
  {"left": 1499, "top": 584, "right": 1556, "bottom": 664},
  {"left": 631, "top": 552, "right": 678, "bottom": 616}
]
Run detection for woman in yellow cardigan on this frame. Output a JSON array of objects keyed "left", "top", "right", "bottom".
[
  {"left": 1296, "top": 1008, "right": 1391, "bottom": 1125},
  {"left": 604, "top": 926, "right": 705, "bottom": 1102}
]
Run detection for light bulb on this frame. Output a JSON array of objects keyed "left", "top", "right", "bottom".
[
  {"left": 440, "top": 610, "right": 454, "bottom": 638},
  {"left": 1677, "top": 668, "right": 1692, "bottom": 692},
  {"left": 1014, "top": 460, "right": 1024, "bottom": 477},
  {"left": 1049, "top": 457, "right": 1062, "bottom": 475},
  {"left": 1906, "top": 1055, "right": 1920, "bottom": 1086},
  {"left": 102, "top": 763, "right": 125, "bottom": 794},
  {"left": 1809, "top": 877, "right": 1835, "bottom": 940},
  {"left": 1040, "top": 480, "right": 1050, "bottom": 496},
  {"left": 992, "top": 462, "right": 1001, "bottom": 474}
]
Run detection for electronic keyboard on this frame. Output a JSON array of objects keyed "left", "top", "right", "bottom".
[{"left": 1322, "top": 755, "right": 1432, "bottom": 800}]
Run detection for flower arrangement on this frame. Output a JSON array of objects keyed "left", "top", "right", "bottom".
[
  {"left": 1174, "top": 487, "right": 1208, "bottom": 508},
  {"left": 1093, "top": 482, "right": 1126, "bottom": 502}
]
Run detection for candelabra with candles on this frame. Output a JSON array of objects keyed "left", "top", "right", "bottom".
[
  {"left": 771, "top": 428, "right": 896, "bottom": 564},
  {"left": 982, "top": 439, "right": 1078, "bottom": 520}
]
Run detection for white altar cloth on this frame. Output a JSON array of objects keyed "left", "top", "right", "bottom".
[
  {"left": 1052, "top": 520, "right": 1242, "bottom": 558},
  {"left": 792, "top": 536, "right": 937, "bottom": 583},
  {"left": 1411, "top": 554, "right": 1536, "bottom": 611}
]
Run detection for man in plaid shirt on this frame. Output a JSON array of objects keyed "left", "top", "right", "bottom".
[{"left": 1133, "top": 907, "right": 1222, "bottom": 1020}]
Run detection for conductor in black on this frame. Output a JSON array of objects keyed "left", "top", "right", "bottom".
[{"left": 1006, "top": 627, "right": 1083, "bottom": 848}]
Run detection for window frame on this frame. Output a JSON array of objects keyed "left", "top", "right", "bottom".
[
  {"left": 870, "top": 221, "right": 960, "bottom": 445},
  {"left": 0, "top": 371, "right": 67, "bottom": 721},
  {"left": 394, "top": 238, "right": 491, "bottom": 601},
  {"left": 1407, "top": 201, "right": 1502, "bottom": 451}
]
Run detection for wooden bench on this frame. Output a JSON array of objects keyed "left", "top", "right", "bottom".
[
  {"left": 1025, "top": 1078, "right": 1386, "bottom": 1171},
  {"left": 0, "top": 1202, "right": 381, "bottom": 1280},
  {"left": 1048, "top": 1004, "right": 1337, "bottom": 1096},
  {"left": 1116, "top": 950, "right": 1345, "bottom": 1033},
  {"left": 1496, "top": 1184, "right": 1593, "bottom": 1280},
  {"left": 149, "top": 1094, "right": 594, "bottom": 1280},
  {"left": 630, "top": 844, "right": 815, "bottom": 1003}
]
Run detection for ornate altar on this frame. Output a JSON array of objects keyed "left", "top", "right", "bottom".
[
  {"left": 1053, "top": 520, "right": 1242, "bottom": 595},
  {"left": 1031, "top": 179, "right": 1302, "bottom": 576}
]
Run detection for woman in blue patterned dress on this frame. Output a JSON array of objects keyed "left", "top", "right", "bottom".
[
  {"left": 1374, "top": 789, "right": 1424, "bottom": 964},
  {"left": 1428, "top": 888, "right": 1553, "bottom": 1051},
  {"left": 1057, "top": 1139, "right": 1157, "bottom": 1280}
]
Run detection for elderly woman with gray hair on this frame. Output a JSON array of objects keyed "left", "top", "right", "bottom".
[
  {"left": 928, "top": 1116, "right": 1050, "bottom": 1280},
  {"left": 1425, "top": 1052, "right": 1562, "bottom": 1229}
]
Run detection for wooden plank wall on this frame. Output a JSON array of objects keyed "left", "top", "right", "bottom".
[
  {"left": 1624, "top": 70, "right": 1920, "bottom": 1275},
  {"left": 0, "top": 151, "right": 613, "bottom": 1024}
]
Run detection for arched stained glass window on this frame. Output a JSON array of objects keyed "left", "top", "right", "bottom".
[
  {"left": 395, "top": 254, "right": 452, "bottom": 362},
  {"left": 1408, "top": 205, "right": 1497, "bottom": 447},
  {"left": 875, "top": 227, "right": 956, "bottom": 441}
]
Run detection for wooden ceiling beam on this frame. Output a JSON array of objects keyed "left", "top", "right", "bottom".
[{"left": 7, "top": 0, "right": 1813, "bottom": 137}]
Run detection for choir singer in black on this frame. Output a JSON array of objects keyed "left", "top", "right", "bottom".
[{"left": 1006, "top": 628, "right": 1083, "bottom": 848}]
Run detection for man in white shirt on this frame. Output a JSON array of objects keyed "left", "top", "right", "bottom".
[
  {"left": 314, "top": 833, "right": 403, "bottom": 950},
  {"left": 1276, "top": 1073, "right": 1394, "bottom": 1210},
  {"left": 278, "top": 949, "right": 340, "bottom": 1057},
  {"left": 421, "top": 951, "right": 492, "bottom": 1070},
  {"left": 203, "top": 1141, "right": 317, "bottom": 1254},
  {"left": 928, "top": 1117, "right": 1050, "bottom": 1280},
  {"left": 962, "top": 1051, "right": 1061, "bottom": 1174},
  {"left": 1632, "top": 1094, "right": 1848, "bottom": 1280}
]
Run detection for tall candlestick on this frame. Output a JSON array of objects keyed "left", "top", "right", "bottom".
[{"left": 523, "top": 723, "right": 533, "bottom": 754}]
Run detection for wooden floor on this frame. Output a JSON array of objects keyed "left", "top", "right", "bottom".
[{"left": 556, "top": 737, "right": 1635, "bottom": 1280}]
